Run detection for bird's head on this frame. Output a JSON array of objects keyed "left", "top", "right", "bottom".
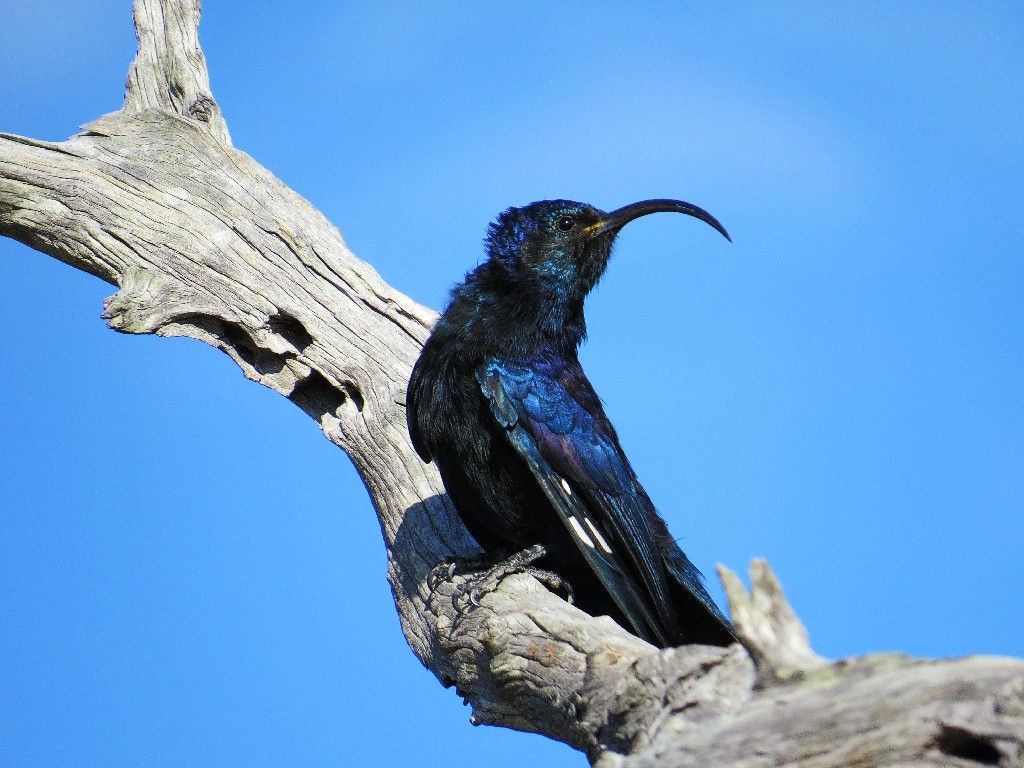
[
  {"left": 445, "top": 197, "right": 729, "bottom": 350},
  {"left": 483, "top": 198, "right": 730, "bottom": 308}
]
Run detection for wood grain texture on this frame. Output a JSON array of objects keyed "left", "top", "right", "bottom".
[{"left": 2, "top": 2, "right": 1022, "bottom": 765}]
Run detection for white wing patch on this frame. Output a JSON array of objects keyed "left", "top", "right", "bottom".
[
  {"left": 567, "top": 516, "right": 596, "bottom": 548},
  {"left": 557, "top": 475, "right": 614, "bottom": 555},
  {"left": 584, "top": 517, "right": 614, "bottom": 555}
]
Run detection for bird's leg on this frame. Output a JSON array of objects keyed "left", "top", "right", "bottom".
[
  {"left": 476, "top": 543, "right": 575, "bottom": 606},
  {"left": 427, "top": 548, "right": 511, "bottom": 592},
  {"left": 462, "top": 543, "right": 576, "bottom": 607},
  {"left": 433, "top": 544, "right": 575, "bottom": 608}
]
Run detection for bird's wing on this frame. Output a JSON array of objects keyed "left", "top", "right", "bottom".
[
  {"left": 477, "top": 355, "right": 682, "bottom": 645},
  {"left": 406, "top": 350, "right": 433, "bottom": 462}
]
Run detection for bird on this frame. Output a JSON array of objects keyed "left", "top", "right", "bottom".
[{"left": 406, "top": 198, "right": 735, "bottom": 648}]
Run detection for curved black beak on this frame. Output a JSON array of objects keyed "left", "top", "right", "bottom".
[{"left": 586, "top": 198, "right": 731, "bottom": 242}]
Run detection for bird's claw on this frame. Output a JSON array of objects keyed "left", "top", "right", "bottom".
[
  {"left": 428, "top": 549, "right": 506, "bottom": 596},
  {"left": 427, "top": 559, "right": 459, "bottom": 592},
  {"left": 523, "top": 567, "right": 575, "bottom": 605},
  {"left": 447, "top": 544, "right": 575, "bottom": 609}
]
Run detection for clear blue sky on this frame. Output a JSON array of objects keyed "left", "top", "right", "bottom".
[{"left": 2, "top": 3, "right": 1022, "bottom": 766}]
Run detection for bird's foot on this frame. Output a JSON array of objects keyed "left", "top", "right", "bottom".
[
  {"left": 442, "top": 544, "right": 574, "bottom": 608},
  {"left": 427, "top": 549, "right": 505, "bottom": 592}
]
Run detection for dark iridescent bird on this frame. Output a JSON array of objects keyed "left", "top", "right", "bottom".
[{"left": 407, "top": 198, "right": 734, "bottom": 647}]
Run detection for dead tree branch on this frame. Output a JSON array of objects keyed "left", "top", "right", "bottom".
[{"left": 2, "top": 1, "right": 1022, "bottom": 765}]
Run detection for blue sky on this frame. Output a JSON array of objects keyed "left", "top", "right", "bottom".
[{"left": 2, "top": 2, "right": 1022, "bottom": 766}]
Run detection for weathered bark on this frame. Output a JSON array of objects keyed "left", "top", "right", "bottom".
[{"left": 2, "top": 2, "right": 1022, "bottom": 765}]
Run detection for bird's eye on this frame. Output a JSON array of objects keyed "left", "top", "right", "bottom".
[{"left": 556, "top": 215, "right": 576, "bottom": 232}]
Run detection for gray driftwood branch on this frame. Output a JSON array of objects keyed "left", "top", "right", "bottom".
[{"left": 2, "top": 2, "right": 1022, "bottom": 765}]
